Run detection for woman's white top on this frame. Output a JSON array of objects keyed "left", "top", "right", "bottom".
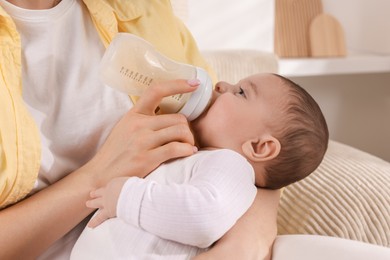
[{"left": 71, "top": 149, "right": 257, "bottom": 260}]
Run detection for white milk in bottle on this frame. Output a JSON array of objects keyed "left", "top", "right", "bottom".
[{"left": 100, "top": 33, "right": 212, "bottom": 121}]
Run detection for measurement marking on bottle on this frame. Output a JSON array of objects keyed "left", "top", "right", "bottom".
[{"left": 120, "top": 66, "right": 153, "bottom": 86}]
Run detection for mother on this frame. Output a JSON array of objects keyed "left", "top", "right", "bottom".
[{"left": 0, "top": 0, "right": 279, "bottom": 259}]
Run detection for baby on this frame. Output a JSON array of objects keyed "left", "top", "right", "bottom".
[{"left": 71, "top": 73, "right": 328, "bottom": 259}]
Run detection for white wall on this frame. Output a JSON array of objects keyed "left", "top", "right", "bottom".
[
  {"left": 290, "top": 73, "right": 390, "bottom": 162},
  {"left": 322, "top": 0, "right": 390, "bottom": 54},
  {"left": 184, "top": 0, "right": 390, "bottom": 55},
  {"left": 180, "top": 0, "right": 390, "bottom": 162},
  {"left": 185, "top": 0, "right": 275, "bottom": 52}
]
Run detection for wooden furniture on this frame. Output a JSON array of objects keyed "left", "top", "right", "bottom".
[
  {"left": 274, "top": 0, "right": 346, "bottom": 58},
  {"left": 310, "top": 13, "right": 347, "bottom": 57}
]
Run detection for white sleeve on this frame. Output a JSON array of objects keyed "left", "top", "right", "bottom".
[{"left": 116, "top": 149, "right": 257, "bottom": 248}]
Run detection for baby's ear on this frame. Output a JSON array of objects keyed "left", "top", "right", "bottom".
[{"left": 242, "top": 135, "right": 281, "bottom": 162}]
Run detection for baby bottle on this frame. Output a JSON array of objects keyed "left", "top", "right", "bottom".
[{"left": 100, "top": 33, "right": 213, "bottom": 121}]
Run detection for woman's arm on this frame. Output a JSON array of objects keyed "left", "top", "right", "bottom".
[
  {"left": 0, "top": 80, "right": 198, "bottom": 259},
  {"left": 194, "top": 188, "right": 280, "bottom": 260}
]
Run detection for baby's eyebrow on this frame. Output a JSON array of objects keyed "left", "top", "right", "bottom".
[{"left": 249, "top": 81, "right": 259, "bottom": 96}]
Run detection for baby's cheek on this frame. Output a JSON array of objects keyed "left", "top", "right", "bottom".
[{"left": 220, "top": 99, "right": 239, "bottom": 119}]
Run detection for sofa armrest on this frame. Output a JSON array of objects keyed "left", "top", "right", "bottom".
[{"left": 273, "top": 235, "right": 390, "bottom": 260}]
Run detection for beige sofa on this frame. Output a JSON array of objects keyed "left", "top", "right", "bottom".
[{"left": 202, "top": 50, "right": 390, "bottom": 257}]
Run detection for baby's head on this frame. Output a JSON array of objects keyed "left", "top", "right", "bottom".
[
  {"left": 259, "top": 74, "right": 329, "bottom": 189},
  {"left": 191, "top": 73, "right": 328, "bottom": 189}
]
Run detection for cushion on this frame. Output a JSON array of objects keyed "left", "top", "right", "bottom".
[{"left": 277, "top": 140, "right": 390, "bottom": 247}]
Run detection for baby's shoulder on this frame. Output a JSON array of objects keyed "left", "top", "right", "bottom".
[{"left": 196, "top": 149, "right": 251, "bottom": 168}]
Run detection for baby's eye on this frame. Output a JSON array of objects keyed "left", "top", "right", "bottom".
[{"left": 238, "top": 87, "right": 246, "bottom": 98}]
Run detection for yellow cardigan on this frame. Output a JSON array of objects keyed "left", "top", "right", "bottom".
[{"left": 0, "top": 0, "right": 216, "bottom": 208}]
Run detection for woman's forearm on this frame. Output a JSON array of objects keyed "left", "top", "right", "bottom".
[
  {"left": 245, "top": 188, "right": 280, "bottom": 260},
  {"left": 0, "top": 166, "right": 94, "bottom": 259},
  {"left": 195, "top": 188, "right": 281, "bottom": 260}
]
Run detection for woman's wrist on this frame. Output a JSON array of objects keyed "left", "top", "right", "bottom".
[{"left": 195, "top": 189, "right": 280, "bottom": 260}]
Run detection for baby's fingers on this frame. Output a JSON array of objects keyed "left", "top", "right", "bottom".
[
  {"left": 86, "top": 197, "right": 103, "bottom": 209},
  {"left": 89, "top": 188, "right": 104, "bottom": 199},
  {"left": 87, "top": 210, "right": 109, "bottom": 228}
]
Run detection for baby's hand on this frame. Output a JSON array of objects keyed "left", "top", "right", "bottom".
[{"left": 86, "top": 177, "right": 129, "bottom": 228}]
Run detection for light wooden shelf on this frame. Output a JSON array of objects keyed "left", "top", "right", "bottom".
[{"left": 278, "top": 53, "right": 390, "bottom": 77}]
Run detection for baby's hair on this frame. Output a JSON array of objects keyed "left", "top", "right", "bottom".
[{"left": 262, "top": 74, "right": 329, "bottom": 189}]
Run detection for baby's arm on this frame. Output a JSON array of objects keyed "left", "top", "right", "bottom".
[
  {"left": 88, "top": 150, "right": 257, "bottom": 248},
  {"left": 119, "top": 150, "right": 257, "bottom": 248}
]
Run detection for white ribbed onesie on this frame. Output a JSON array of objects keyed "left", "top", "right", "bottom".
[{"left": 71, "top": 149, "right": 257, "bottom": 260}]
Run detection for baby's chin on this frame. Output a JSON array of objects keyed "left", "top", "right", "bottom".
[
  {"left": 189, "top": 98, "right": 216, "bottom": 149},
  {"left": 189, "top": 121, "right": 206, "bottom": 150}
]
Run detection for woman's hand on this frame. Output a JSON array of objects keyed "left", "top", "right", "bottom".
[
  {"left": 84, "top": 79, "right": 200, "bottom": 227},
  {"left": 83, "top": 79, "right": 200, "bottom": 188},
  {"left": 194, "top": 189, "right": 281, "bottom": 260}
]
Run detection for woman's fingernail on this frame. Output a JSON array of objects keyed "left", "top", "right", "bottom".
[
  {"left": 187, "top": 79, "right": 200, "bottom": 87},
  {"left": 193, "top": 146, "right": 198, "bottom": 153}
]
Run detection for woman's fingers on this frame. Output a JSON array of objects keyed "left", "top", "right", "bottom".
[
  {"left": 86, "top": 80, "right": 200, "bottom": 186},
  {"left": 122, "top": 112, "right": 195, "bottom": 148},
  {"left": 143, "top": 121, "right": 195, "bottom": 148},
  {"left": 133, "top": 79, "right": 199, "bottom": 115},
  {"left": 125, "top": 112, "right": 189, "bottom": 132},
  {"left": 148, "top": 142, "right": 197, "bottom": 165}
]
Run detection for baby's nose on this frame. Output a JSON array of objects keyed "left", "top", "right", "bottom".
[{"left": 215, "top": 81, "right": 231, "bottom": 93}]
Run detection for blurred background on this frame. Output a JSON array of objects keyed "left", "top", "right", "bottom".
[{"left": 173, "top": 0, "right": 390, "bottom": 162}]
